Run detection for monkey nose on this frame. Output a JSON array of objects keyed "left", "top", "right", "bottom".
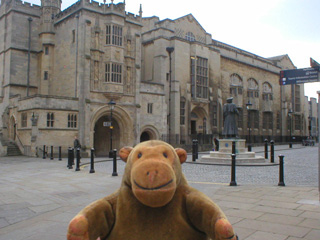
[{"left": 146, "top": 170, "right": 158, "bottom": 183}]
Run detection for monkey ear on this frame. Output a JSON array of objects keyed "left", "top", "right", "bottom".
[
  {"left": 119, "top": 147, "right": 133, "bottom": 162},
  {"left": 175, "top": 148, "right": 187, "bottom": 164}
]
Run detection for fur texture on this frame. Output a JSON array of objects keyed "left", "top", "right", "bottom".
[{"left": 67, "top": 140, "right": 237, "bottom": 240}]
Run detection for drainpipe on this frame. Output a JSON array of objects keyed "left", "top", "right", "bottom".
[
  {"left": 75, "top": 14, "right": 79, "bottom": 97},
  {"left": 166, "top": 47, "right": 174, "bottom": 143}
]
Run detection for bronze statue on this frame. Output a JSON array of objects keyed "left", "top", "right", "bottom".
[{"left": 222, "top": 97, "right": 239, "bottom": 138}]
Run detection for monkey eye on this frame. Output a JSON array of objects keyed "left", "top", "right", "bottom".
[
  {"left": 163, "top": 152, "right": 168, "bottom": 158},
  {"left": 138, "top": 152, "right": 142, "bottom": 158}
]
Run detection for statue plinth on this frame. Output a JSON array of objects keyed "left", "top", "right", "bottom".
[{"left": 201, "top": 138, "right": 266, "bottom": 164}]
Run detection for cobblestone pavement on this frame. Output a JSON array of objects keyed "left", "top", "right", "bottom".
[{"left": 0, "top": 144, "right": 319, "bottom": 240}]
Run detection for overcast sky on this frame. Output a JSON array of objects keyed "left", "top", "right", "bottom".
[{"left": 25, "top": 0, "right": 320, "bottom": 100}]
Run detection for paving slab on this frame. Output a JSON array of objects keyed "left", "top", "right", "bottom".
[
  {"left": 234, "top": 219, "right": 310, "bottom": 238},
  {"left": 304, "top": 229, "right": 320, "bottom": 240},
  {"left": 244, "top": 231, "right": 287, "bottom": 240},
  {"left": 257, "top": 213, "right": 304, "bottom": 226}
]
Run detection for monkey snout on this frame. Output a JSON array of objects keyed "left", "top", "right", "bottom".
[{"left": 146, "top": 170, "right": 159, "bottom": 183}]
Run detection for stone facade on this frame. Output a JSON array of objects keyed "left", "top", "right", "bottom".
[{"left": 0, "top": 0, "right": 316, "bottom": 156}]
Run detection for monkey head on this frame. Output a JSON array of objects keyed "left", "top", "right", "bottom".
[{"left": 119, "top": 140, "right": 187, "bottom": 208}]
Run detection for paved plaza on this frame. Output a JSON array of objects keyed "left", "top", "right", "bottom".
[{"left": 0, "top": 144, "right": 319, "bottom": 240}]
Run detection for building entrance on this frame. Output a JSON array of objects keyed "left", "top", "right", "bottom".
[
  {"left": 94, "top": 115, "right": 120, "bottom": 157},
  {"left": 9, "top": 116, "right": 16, "bottom": 140},
  {"left": 140, "top": 132, "right": 150, "bottom": 142},
  {"left": 191, "top": 120, "right": 196, "bottom": 135}
]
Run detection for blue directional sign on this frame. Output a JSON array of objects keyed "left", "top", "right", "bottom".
[{"left": 280, "top": 68, "right": 319, "bottom": 85}]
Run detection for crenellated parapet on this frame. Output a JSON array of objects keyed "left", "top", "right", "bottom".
[
  {"left": 0, "top": 0, "right": 41, "bottom": 17},
  {"left": 55, "top": 0, "right": 81, "bottom": 20},
  {"left": 125, "top": 11, "right": 142, "bottom": 23},
  {"left": 55, "top": 0, "right": 141, "bottom": 24}
]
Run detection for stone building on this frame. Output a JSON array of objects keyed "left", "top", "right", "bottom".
[{"left": 0, "top": 0, "right": 313, "bottom": 157}]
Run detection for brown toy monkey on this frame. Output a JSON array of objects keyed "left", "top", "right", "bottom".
[{"left": 67, "top": 140, "right": 237, "bottom": 240}]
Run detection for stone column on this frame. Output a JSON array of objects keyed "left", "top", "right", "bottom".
[{"left": 30, "top": 113, "right": 39, "bottom": 156}]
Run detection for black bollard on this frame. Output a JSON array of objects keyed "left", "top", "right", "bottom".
[
  {"left": 75, "top": 147, "right": 80, "bottom": 171},
  {"left": 195, "top": 139, "right": 199, "bottom": 159},
  {"left": 232, "top": 141, "right": 236, "bottom": 154},
  {"left": 42, "top": 145, "right": 46, "bottom": 159},
  {"left": 67, "top": 147, "right": 73, "bottom": 169},
  {"left": 90, "top": 148, "right": 95, "bottom": 173},
  {"left": 264, "top": 139, "right": 268, "bottom": 159},
  {"left": 112, "top": 149, "right": 118, "bottom": 176},
  {"left": 71, "top": 148, "right": 75, "bottom": 165},
  {"left": 278, "top": 155, "right": 285, "bottom": 186},
  {"left": 270, "top": 140, "right": 275, "bottom": 163},
  {"left": 192, "top": 139, "right": 197, "bottom": 162},
  {"left": 248, "top": 144, "right": 252, "bottom": 152},
  {"left": 50, "top": 146, "right": 54, "bottom": 160},
  {"left": 230, "top": 154, "right": 237, "bottom": 186},
  {"left": 58, "top": 146, "right": 62, "bottom": 161}
]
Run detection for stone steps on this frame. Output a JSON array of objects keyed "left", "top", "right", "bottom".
[{"left": 6, "top": 142, "right": 22, "bottom": 156}]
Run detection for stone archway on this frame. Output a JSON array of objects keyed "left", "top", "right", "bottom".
[
  {"left": 140, "top": 132, "right": 150, "bottom": 142},
  {"left": 190, "top": 107, "right": 208, "bottom": 135},
  {"left": 140, "top": 125, "right": 160, "bottom": 142},
  {"left": 91, "top": 105, "right": 134, "bottom": 157},
  {"left": 94, "top": 115, "right": 120, "bottom": 157}
]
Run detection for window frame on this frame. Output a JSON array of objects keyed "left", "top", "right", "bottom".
[
  {"left": 68, "top": 114, "right": 77, "bottom": 128},
  {"left": 180, "top": 99, "right": 186, "bottom": 125},
  {"left": 147, "top": 103, "right": 153, "bottom": 114},
  {"left": 21, "top": 112, "right": 27, "bottom": 128},
  {"left": 105, "top": 63, "right": 122, "bottom": 83},
  {"left": 190, "top": 56, "right": 208, "bottom": 99},
  {"left": 237, "top": 108, "right": 243, "bottom": 129},
  {"left": 185, "top": 32, "right": 195, "bottom": 41},
  {"left": 106, "top": 24, "right": 123, "bottom": 46},
  {"left": 230, "top": 73, "right": 243, "bottom": 97},
  {"left": 44, "top": 71, "right": 49, "bottom": 80},
  {"left": 263, "top": 112, "right": 273, "bottom": 130},
  {"left": 47, "top": 113, "right": 54, "bottom": 128}
]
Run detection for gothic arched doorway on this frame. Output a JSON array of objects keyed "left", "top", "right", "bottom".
[
  {"left": 190, "top": 107, "right": 208, "bottom": 135},
  {"left": 140, "top": 132, "right": 150, "bottom": 142},
  {"left": 140, "top": 126, "right": 159, "bottom": 143},
  {"left": 9, "top": 116, "right": 16, "bottom": 140},
  {"left": 94, "top": 115, "right": 120, "bottom": 157}
]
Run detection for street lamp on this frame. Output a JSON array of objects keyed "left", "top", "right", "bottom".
[
  {"left": 108, "top": 99, "right": 116, "bottom": 158},
  {"left": 308, "top": 116, "right": 312, "bottom": 138},
  {"left": 288, "top": 109, "right": 293, "bottom": 148},
  {"left": 246, "top": 101, "right": 252, "bottom": 152},
  {"left": 166, "top": 47, "right": 174, "bottom": 143}
]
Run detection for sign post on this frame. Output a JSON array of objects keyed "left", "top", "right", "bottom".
[
  {"left": 280, "top": 68, "right": 319, "bottom": 85},
  {"left": 103, "top": 121, "right": 111, "bottom": 127}
]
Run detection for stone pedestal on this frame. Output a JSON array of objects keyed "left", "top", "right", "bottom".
[{"left": 201, "top": 139, "right": 266, "bottom": 164}]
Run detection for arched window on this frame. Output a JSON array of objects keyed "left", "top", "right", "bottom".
[
  {"left": 230, "top": 74, "right": 243, "bottom": 96},
  {"left": 262, "top": 82, "right": 273, "bottom": 101},
  {"left": 247, "top": 78, "right": 259, "bottom": 98},
  {"left": 185, "top": 32, "right": 195, "bottom": 41}
]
